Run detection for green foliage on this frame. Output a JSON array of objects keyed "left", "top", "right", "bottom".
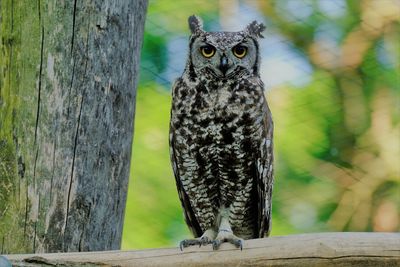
[
  {"left": 122, "top": 85, "right": 190, "bottom": 248},
  {"left": 140, "top": 34, "right": 168, "bottom": 82}
]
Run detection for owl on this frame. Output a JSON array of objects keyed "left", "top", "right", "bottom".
[{"left": 169, "top": 15, "right": 273, "bottom": 250}]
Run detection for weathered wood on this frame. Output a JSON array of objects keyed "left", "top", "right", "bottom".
[
  {"left": 0, "top": 0, "right": 147, "bottom": 253},
  {"left": 5, "top": 233, "right": 400, "bottom": 266}
]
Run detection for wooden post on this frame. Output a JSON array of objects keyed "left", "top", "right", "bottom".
[
  {"left": 0, "top": 0, "right": 148, "bottom": 253},
  {"left": 4, "top": 233, "right": 400, "bottom": 266}
]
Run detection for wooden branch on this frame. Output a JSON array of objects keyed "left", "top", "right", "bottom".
[{"left": 5, "top": 232, "right": 400, "bottom": 267}]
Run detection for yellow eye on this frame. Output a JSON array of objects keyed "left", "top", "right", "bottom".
[
  {"left": 200, "top": 45, "right": 216, "bottom": 58},
  {"left": 233, "top": 45, "right": 247, "bottom": 58}
]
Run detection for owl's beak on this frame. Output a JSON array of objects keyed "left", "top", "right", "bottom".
[{"left": 219, "top": 55, "right": 229, "bottom": 76}]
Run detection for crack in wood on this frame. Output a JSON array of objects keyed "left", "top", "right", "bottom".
[
  {"left": 33, "top": 221, "right": 37, "bottom": 253},
  {"left": 78, "top": 202, "right": 91, "bottom": 252},
  {"left": 34, "top": 26, "right": 45, "bottom": 146},
  {"left": 77, "top": 18, "right": 91, "bottom": 246},
  {"left": 71, "top": 0, "right": 77, "bottom": 55},
  {"left": 78, "top": 227, "right": 85, "bottom": 252},
  {"left": 259, "top": 255, "right": 400, "bottom": 261},
  {"left": 33, "top": 194, "right": 41, "bottom": 253},
  {"left": 38, "top": 0, "right": 41, "bottom": 22},
  {"left": 8, "top": 0, "right": 14, "bottom": 92},
  {"left": 33, "top": 148, "right": 39, "bottom": 186},
  {"left": 23, "top": 180, "right": 29, "bottom": 238},
  {"left": 8, "top": 0, "right": 14, "bottom": 97},
  {"left": 83, "top": 10, "right": 91, "bottom": 76},
  {"left": 65, "top": 94, "right": 84, "bottom": 236},
  {"left": 23, "top": 256, "right": 108, "bottom": 267},
  {"left": 11, "top": 0, "right": 14, "bottom": 31},
  {"left": 67, "top": 58, "right": 76, "bottom": 119},
  {"left": 49, "top": 138, "right": 56, "bottom": 203},
  {"left": 23, "top": 257, "right": 57, "bottom": 266}
]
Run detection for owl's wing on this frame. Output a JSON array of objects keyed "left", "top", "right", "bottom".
[
  {"left": 169, "top": 133, "right": 203, "bottom": 238},
  {"left": 169, "top": 81, "right": 203, "bottom": 238},
  {"left": 255, "top": 99, "right": 274, "bottom": 238}
]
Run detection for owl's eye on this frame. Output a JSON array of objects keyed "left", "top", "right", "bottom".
[
  {"left": 232, "top": 45, "right": 247, "bottom": 58},
  {"left": 200, "top": 45, "right": 216, "bottom": 58}
]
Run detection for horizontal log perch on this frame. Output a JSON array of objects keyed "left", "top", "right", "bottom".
[{"left": 4, "top": 232, "right": 400, "bottom": 267}]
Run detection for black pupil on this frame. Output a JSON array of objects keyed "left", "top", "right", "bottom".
[
  {"left": 235, "top": 46, "right": 245, "bottom": 54},
  {"left": 203, "top": 46, "right": 213, "bottom": 54}
]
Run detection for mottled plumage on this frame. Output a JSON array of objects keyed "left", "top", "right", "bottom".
[{"left": 169, "top": 15, "right": 273, "bottom": 250}]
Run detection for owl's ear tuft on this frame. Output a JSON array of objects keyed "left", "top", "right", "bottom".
[
  {"left": 245, "top": 21, "right": 266, "bottom": 38},
  {"left": 188, "top": 15, "right": 204, "bottom": 35}
]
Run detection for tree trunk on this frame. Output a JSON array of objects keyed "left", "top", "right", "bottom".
[{"left": 0, "top": 0, "right": 147, "bottom": 253}]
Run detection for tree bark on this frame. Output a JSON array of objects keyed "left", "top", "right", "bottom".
[
  {"left": 0, "top": 0, "right": 147, "bottom": 253},
  {"left": 5, "top": 233, "right": 400, "bottom": 267}
]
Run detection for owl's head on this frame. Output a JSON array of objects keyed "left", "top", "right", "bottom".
[{"left": 187, "top": 15, "right": 265, "bottom": 79}]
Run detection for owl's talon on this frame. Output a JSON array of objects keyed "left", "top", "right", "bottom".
[
  {"left": 179, "top": 239, "right": 199, "bottom": 250},
  {"left": 230, "top": 238, "right": 244, "bottom": 250},
  {"left": 213, "top": 229, "right": 244, "bottom": 250},
  {"left": 179, "top": 229, "right": 217, "bottom": 250},
  {"left": 235, "top": 239, "right": 243, "bottom": 250},
  {"left": 201, "top": 236, "right": 212, "bottom": 246},
  {"left": 200, "top": 236, "right": 212, "bottom": 247},
  {"left": 179, "top": 240, "right": 187, "bottom": 251},
  {"left": 212, "top": 240, "right": 221, "bottom": 250}
]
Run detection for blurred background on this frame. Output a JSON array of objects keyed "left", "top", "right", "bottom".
[{"left": 122, "top": 0, "right": 400, "bottom": 249}]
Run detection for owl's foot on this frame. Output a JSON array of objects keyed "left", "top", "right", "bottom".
[
  {"left": 179, "top": 238, "right": 202, "bottom": 250},
  {"left": 179, "top": 229, "right": 216, "bottom": 251},
  {"left": 212, "top": 229, "right": 243, "bottom": 250}
]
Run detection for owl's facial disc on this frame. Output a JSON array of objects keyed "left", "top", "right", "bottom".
[{"left": 190, "top": 32, "right": 258, "bottom": 79}]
